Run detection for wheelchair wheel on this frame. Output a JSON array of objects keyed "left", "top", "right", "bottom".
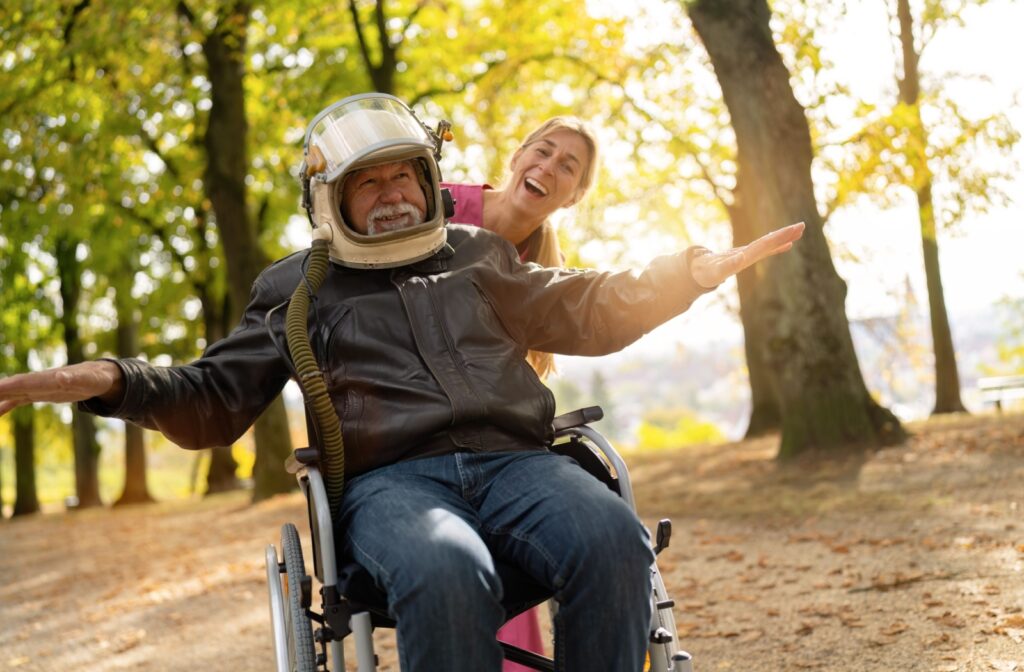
[{"left": 281, "top": 523, "right": 317, "bottom": 672}]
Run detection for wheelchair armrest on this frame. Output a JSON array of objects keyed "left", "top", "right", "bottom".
[
  {"left": 285, "top": 447, "right": 320, "bottom": 474},
  {"left": 552, "top": 423, "right": 637, "bottom": 512},
  {"left": 552, "top": 406, "right": 604, "bottom": 433}
]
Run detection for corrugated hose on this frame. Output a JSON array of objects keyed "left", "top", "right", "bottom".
[{"left": 285, "top": 237, "right": 346, "bottom": 519}]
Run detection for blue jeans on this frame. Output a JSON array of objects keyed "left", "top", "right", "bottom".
[{"left": 336, "top": 450, "right": 654, "bottom": 672}]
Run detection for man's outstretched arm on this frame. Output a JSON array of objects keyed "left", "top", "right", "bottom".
[
  {"left": 488, "top": 221, "right": 806, "bottom": 355},
  {"left": 0, "top": 360, "right": 124, "bottom": 418}
]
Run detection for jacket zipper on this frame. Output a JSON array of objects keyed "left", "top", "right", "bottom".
[
  {"left": 393, "top": 276, "right": 464, "bottom": 424},
  {"left": 425, "top": 280, "right": 487, "bottom": 418}
]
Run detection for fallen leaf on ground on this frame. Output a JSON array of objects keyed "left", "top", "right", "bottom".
[
  {"left": 881, "top": 621, "right": 910, "bottom": 636},
  {"left": 930, "top": 612, "right": 967, "bottom": 628},
  {"left": 840, "top": 615, "right": 865, "bottom": 628},
  {"left": 739, "top": 629, "right": 763, "bottom": 643},
  {"left": 995, "top": 628, "right": 1024, "bottom": 644},
  {"left": 999, "top": 615, "right": 1024, "bottom": 628},
  {"left": 989, "top": 661, "right": 1018, "bottom": 671}
]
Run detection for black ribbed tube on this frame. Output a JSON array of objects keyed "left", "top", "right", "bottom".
[{"left": 285, "top": 240, "right": 346, "bottom": 518}]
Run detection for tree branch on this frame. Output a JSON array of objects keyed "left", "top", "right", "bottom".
[
  {"left": 349, "top": 0, "right": 377, "bottom": 78},
  {"left": 176, "top": 0, "right": 196, "bottom": 26},
  {"left": 61, "top": 0, "right": 92, "bottom": 81}
]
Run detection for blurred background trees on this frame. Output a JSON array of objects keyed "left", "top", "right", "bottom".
[{"left": 1, "top": 0, "right": 1019, "bottom": 513}]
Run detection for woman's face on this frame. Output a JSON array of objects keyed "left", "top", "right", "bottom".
[{"left": 508, "top": 129, "right": 590, "bottom": 218}]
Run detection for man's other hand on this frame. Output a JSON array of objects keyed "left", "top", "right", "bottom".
[{"left": 0, "top": 361, "right": 124, "bottom": 417}]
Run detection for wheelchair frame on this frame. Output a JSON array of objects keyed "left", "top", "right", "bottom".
[{"left": 265, "top": 408, "right": 694, "bottom": 672}]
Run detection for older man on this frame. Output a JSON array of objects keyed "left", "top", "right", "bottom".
[{"left": 0, "top": 93, "right": 803, "bottom": 671}]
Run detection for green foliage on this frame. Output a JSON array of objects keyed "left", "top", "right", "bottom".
[
  {"left": 549, "top": 375, "right": 585, "bottom": 415},
  {"left": 1, "top": 0, "right": 1016, "bottom": 495},
  {"left": 815, "top": 0, "right": 1019, "bottom": 227}
]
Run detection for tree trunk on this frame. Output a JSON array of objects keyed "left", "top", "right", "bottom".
[
  {"left": 895, "top": 0, "right": 966, "bottom": 415},
  {"left": 688, "top": 0, "right": 905, "bottom": 458},
  {"left": 252, "top": 395, "right": 297, "bottom": 501},
  {"left": 12, "top": 405, "right": 40, "bottom": 516},
  {"left": 202, "top": 3, "right": 293, "bottom": 499},
  {"left": 918, "top": 183, "right": 966, "bottom": 413},
  {"left": 113, "top": 296, "right": 155, "bottom": 506},
  {"left": 732, "top": 205, "right": 781, "bottom": 437},
  {"left": 200, "top": 285, "right": 243, "bottom": 495},
  {"left": 56, "top": 235, "right": 103, "bottom": 507}
]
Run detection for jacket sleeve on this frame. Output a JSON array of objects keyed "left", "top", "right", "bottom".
[
  {"left": 79, "top": 273, "right": 294, "bottom": 450},
  {"left": 479, "top": 243, "right": 716, "bottom": 356}
]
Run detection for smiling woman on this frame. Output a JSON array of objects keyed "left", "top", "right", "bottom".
[
  {"left": 440, "top": 116, "right": 600, "bottom": 670},
  {"left": 443, "top": 116, "right": 600, "bottom": 381}
]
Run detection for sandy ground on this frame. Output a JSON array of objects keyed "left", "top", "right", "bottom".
[{"left": 1, "top": 413, "right": 1022, "bottom": 671}]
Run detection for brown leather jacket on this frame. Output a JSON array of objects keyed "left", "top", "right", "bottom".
[{"left": 84, "top": 225, "right": 711, "bottom": 477}]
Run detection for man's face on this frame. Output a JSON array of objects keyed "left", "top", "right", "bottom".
[{"left": 340, "top": 160, "right": 428, "bottom": 235}]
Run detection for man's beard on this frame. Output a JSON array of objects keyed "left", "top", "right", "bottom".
[{"left": 366, "top": 203, "right": 424, "bottom": 235}]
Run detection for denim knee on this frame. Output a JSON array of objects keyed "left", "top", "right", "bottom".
[
  {"left": 383, "top": 533, "right": 503, "bottom": 618},
  {"left": 577, "top": 500, "right": 652, "bottom": 579}
]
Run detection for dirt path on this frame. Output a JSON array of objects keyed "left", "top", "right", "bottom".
[{"left": 2, "top": 414, "right": 1022, "bottom": 671}]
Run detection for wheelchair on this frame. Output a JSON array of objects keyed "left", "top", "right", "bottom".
[{"left": 264, "top": 406, "right": 694, "bottom": 672}]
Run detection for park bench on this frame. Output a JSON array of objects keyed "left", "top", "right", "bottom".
[{"left": 978, "top": 375, "right": 1024, "bottom": 412}]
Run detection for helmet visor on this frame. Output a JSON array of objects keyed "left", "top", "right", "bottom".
[{"left": 305, "top": 94, "right": 433, "bottom": 184}]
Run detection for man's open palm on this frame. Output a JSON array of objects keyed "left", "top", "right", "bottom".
[{"left": 691, "top": 221, "right": 805, "bottom": 288}]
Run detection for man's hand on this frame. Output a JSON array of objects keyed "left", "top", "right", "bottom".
[
  {"left": 690, "top": 221, "right": 805, "bottom": 289},
  {"left": 0, "top": 361, "right": 124, "bottom": 417}
]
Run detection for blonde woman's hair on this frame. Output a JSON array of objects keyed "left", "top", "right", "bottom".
[{"left": 514, "top": 117, "right": 599, "bottom": 380}]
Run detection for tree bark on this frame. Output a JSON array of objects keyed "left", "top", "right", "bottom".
[
  {"left": 113, "top": 296, "right": 155, "bottom": 506},
  {"left": 252, "top": 395, "right": 297, "bottom": 501},
  {"left": 56, "top": 235, "right": 103, "bottom": 507},
  {"left": 12, "top": 405, "right": 40, "bottom": 516},
  {"left": 895, "top": 0, "right": 966, "bottom": 415},
  {"left": 201, "top": 2, "right": 293, "bottom": 499},
  {"left": 197, "top": 284, "right": 244, "bottom": 495},
  {"left": 349, "top": 0, "right": 397, "bottom": 94},
  {"left": 733, "top": 207, "right": 782, "bottom": 437},
  {"left": 688, "top": 0, "right": 905, "bottom": 458}
]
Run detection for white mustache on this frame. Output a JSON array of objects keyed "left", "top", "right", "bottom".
[{"left": 366, "top": 203, "right": 424, "bottom": 235}]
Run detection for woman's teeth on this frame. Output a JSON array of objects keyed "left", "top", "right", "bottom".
[{"left": 525, "top": 178, "right": 548, "bottom": 196}]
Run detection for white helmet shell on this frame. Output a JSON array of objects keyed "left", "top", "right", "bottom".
[{"left": 302, "top": 93, "right": 447, "bottom": 268}]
